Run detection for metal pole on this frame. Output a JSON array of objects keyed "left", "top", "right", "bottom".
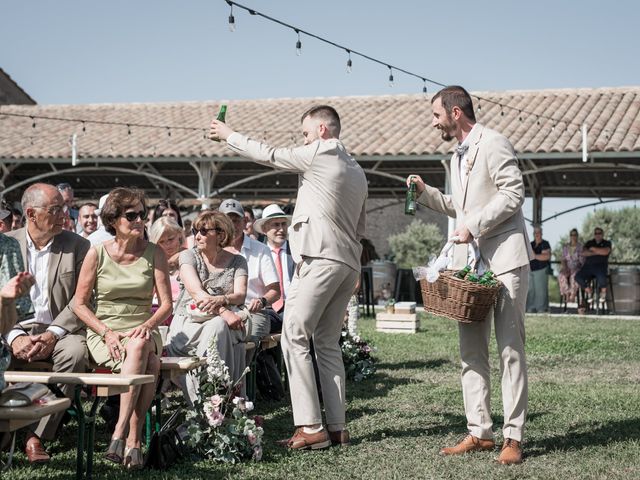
[{"left": 582, "top": 123, "right": 588, "bottom": 163}]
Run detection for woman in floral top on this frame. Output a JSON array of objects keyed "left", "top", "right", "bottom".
[{"left": 559, "top": 228, "right": 584, "bottom": 305}]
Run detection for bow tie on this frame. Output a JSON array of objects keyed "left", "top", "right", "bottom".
[{"left": 455, "top": 144, "right": 469, "bottom": 158}]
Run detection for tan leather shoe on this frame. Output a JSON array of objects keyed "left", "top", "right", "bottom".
[
  {"left": 286, "top": 427, "right": 331, "bottom": 450},
  {"left": 25, "top": 434, "right": 50, "bottom": 464},
  {"left": 329, "top": 429, "right": 351, "bottom": 446},
  {"left": 439, "top": 434, "right": 495, "bottom": 456},
  {"left": 497, "top": 438, "right": 523, "bottom": 465}
]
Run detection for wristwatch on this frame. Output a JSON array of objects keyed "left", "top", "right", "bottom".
[{"left": 259, "top": 297, "right": 268, "bottom": 308}]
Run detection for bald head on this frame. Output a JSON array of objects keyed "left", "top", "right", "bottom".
[{"left": 22, "top": 183, "right": 60, "bottom": 212}]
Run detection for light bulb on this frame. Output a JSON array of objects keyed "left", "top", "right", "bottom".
[
  {"left": 388, "top": 73, "right": 394, "bottom": 88},
  {"left": 346, "top": 58, "right": 352, "bottom": 74},
  {"left": 296, "top": 39, "right": 302, "bottom": 56},
  {"left": 228, "top": 14, "right": 236, "bottom": 32}
]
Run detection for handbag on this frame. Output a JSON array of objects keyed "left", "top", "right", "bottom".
[{"left": 144, "top": 409, "right": 184, "bottom": 470}]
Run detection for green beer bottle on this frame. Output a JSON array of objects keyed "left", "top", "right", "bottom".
[
  {"left": 479, "top": 270, "right": 497, "bottom": 286},
  {"left": 454, "top": 265, "right": 472, "bottom": 279},
  {"left": 405, "top": 181, "right": 416, "bottom": 215},
  {"left": 211, "top": 104, "right": 227, "bottom": 142},
  {"left": 466, "top": 273, "right": 480, "bottom": 283}
]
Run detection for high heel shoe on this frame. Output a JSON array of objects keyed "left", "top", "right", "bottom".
[
  {"left": 104, "top": 438, "right": 125, "bottom": 464},
  {"left": 123, "top": 446, "right": 144, "bottom": 470}
]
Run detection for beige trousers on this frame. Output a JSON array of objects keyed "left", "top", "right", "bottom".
[
  {"left": 25, "top": 324, "right": 87, "bottom": 440},
  {"left": 458, "top": 265, "right": 529, "bottom": 442},
  {"left": 282, "top": 257, "right": 358, "bottom": 427}
]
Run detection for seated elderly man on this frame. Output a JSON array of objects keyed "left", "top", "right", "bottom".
[
  {"left": 575, "top": 227, "right": 612, "bottom": 305},
  {"left": 220, "top": 199, "right": 280, "bottom": 343},
  {"left": 5, "top": 183, "right": 90, "bottom": 464}
]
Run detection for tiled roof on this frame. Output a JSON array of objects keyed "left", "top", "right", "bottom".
[{"left": 1, "top": 86, "right": 638, "bottom": 160}]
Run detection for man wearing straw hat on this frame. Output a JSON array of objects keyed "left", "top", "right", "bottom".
[
  {"left": 409, "top": 86, "right": 533, "bottom": 465},
  {"left": 210, "top": 105, "right": 367, "bottom": 450}
]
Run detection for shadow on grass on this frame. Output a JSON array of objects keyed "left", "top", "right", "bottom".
[
  {"left": 347, "top": 372, "right": 412, "bottom": 401},
  {"left": 526, "top": 417, "right": 640, "bottom": 457},
  {"left": 376, "top": 358, "right": 452, "bottom": 371},
  {"left": 355, "top": 412, "right": 468, "bottom": 445}
]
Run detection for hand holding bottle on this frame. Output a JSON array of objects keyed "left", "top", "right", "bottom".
[{"left": 406, "top": 174, "right": 426, "bottom": 195}]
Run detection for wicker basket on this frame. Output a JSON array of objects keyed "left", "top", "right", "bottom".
[{"left": 420, "top": 270, "right": 502, "bottom": 323}]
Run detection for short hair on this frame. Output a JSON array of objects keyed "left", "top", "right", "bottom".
[
  {"left": 301, "top": 105, "right": 341, "bottom": 137},
  {"left": 56, "top": 182, "right": 73, "bottom": 193},
  {"left": 432, "top": 85, "right": 476, "bottom": 122},
  {"left": 148, "top": 216, "right": 184, "bottom": 244},
  {"left": 101, "top": 187, "right": 147, "bottom": 235},
  {"left": 193, "top": 210, "right": 234, "bottom": 248},
  {"left": 594, "top": 227, "right": 604, "bottom": 234},
  {"left": 244, "top": 208, "right": 255, "bottom": 221},
  {"left": 21, "top": 183, "right": 55, "bottom": 212},
  {"left": 78, "top": 202, "right": 98, "bottom": 211}
]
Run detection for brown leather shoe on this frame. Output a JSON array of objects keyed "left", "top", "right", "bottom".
[
  {"left": 25, "top": 434, "right": 50, "bottom": 464},
  {"left": 439, "top": 434, "right": 495, "bottom": 456},
  {"left": 497, "top": 438, "right": 523, "bottom": 465},
  {"left": 286, "top": 428, "right": 331, "bottom": 450},
  {"left": 329, "top": 429, "right": 351, "bottom": 446}
]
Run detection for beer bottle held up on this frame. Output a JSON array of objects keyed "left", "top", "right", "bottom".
[
  {"left": 211, "top": 104, "right": 227, "bottom": 142},
  {"left": 454, "top": 265, "right": 472, "bottom": 279},
  {"left": 405, "top": 180, "right": 416, "bottom": 215}
]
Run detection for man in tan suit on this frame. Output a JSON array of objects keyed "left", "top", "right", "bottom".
[
  {"left": 210, "top": 105, "right": 367, "bottom": 450},
  {"left": 409, "top": 86, "right": 532, "bottom": 465},
  {"left": 5, "top": 183, "right": 90, "bottom": 463}
]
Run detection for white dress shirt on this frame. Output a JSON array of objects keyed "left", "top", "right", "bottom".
[
  {"left": 7, "top": 232, "right": 67, "bottom": 345},
  {"left": 240, "top": 234, "right": 279, "bottom": 303},
  {"left": 268, "top": 240, "right": 292, "bottom": 302}
]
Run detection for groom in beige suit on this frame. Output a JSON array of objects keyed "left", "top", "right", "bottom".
[
  {"left": 211, "top": 105, "right": 367, "bottom": 450},
  {"left": 410, "top": 86, "right": 532, "bottom": 465}
]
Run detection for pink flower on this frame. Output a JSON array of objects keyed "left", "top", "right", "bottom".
[
  {"left": 210, "top": 394, "right": 223, "bottom": 410},
  {"left": 247, "top": 431, "right": 257, "bottom": 445},
  {"left": 206, "top": 409, "right": 224, "bottom": 427}
]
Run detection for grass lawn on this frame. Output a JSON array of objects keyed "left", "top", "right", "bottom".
[{"left": 5, "top": 313, "right": 640, "bottom": 479}]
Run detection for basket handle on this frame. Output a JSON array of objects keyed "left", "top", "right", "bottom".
[{"left": 440, "top": 237, "right": 480, "bottom": 270}]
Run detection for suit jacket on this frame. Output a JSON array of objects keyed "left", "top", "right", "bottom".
[
  {"left": 6, "top": 228, "right": 90, "bottom": 334},
  {"left": 227, "top": 133, "right": 368, "bottom": 272},
  {"left": 417, "top": 123, "right": 533, "bottom": 275}
]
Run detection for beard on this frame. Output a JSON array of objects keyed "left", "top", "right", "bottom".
[{"left": 438, "top": 113, "right": 456, "bottom": 141}]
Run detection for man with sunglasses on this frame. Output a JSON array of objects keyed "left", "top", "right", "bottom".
[
  {"left": 575, "top": 227, "right": 612, "bottom": 305},
  {"left": 210, "top": 105, "right": 367, "bottom": 450},
  {"left": 5, "top": 183, "right": 90, "bottom": 464}
]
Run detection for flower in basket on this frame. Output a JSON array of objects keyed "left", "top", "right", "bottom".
[
  {"left": 340, "top": 328, "right": 376, "bottom": 382},
  {"left": 184, "top": 336, "right": 264, "bottom": 463}
]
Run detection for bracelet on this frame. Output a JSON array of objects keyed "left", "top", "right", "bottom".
[
  {"left": 219, "top": 306, "right": 227, "bottom": 314},
  {"left": 223, "top": 294, "right": 230, "bottom": 306},
  {"left": 99, "top": 326, "right": 112, "bottom": 339}
]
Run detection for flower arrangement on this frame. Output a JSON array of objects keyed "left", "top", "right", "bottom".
[
  {"left": 340, "top": 329, "right": 376, "bottom": 382},
  {"left": 184, "top": 336, "right": 264, "bottom": 463}
]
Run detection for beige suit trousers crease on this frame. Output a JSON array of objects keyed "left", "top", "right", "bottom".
[
  {"left": 282, "top": 257, "right": 358, "bottom": 427},
  {"left": 23, "top": 324, "right": 88, "bottom": 440},
  {"left": 458, "top": 265, "right": 528, "bottom": 442}
]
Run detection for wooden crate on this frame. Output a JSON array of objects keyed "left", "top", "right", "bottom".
[{"left": 375, "top": 312, "right": 419, "bottom": 333}]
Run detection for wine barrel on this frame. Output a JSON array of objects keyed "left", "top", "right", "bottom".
[
  {"left": 610, "top": 267, "right": 640, "bottom": 315},
  {"left": 369, "top": 260, "right": 397, "bottom": 303}
]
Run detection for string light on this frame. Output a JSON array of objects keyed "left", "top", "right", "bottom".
[
  {"left": 227, "top": 1, "right": 236, "bottom": 32},
  {"left": 346, "top": 50, "right": 352, "bottom": 74},
  {"left": 31, "top": 116, "right": 36, "bottom": 128},
  {"left": 422, "top": 79, "right": 427, "bottom": 98},
  {"left": 388, "top": 66, "right": 394, "bottom": 88},
  {"left": 295, "top": 30, "right": 302, "bottom": 56}
]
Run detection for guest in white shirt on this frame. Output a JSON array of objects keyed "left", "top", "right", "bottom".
[
  {"left": 77, "top": 202, "right": 98, "bottom": 238},
  {"left": 220, "top": 199, "right": 280, "bottom": 342},
  {"left": 5, "top": 183, "right": 90, "bottom": 464}
]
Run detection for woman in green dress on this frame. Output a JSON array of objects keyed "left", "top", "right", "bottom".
[{"left": 74, "top": 188, "right": 172, "bottom": 469}]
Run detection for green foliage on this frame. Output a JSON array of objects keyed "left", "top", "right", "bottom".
[
  {"left": 388, "top": 219, "right": 444, "bottom": 268},
  {"left": 551, "top": 207, "right": 640, "bottom": 263},
  {"left": 580, "top": 207, "right": 640, "bottom": 262}
]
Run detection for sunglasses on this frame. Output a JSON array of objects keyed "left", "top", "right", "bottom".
[
  {"left": 122, "top": 210, "right": 148, "bottom": 222},
  {"left": 192, "top": 226, "right": 223, "bottom": 236}
]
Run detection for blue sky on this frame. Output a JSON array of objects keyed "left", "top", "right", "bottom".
[{"left": 2, "top": 0, "right": 638, "bottom": 246}]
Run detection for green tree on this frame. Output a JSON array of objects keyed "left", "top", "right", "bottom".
[
  {"left": 551, "top": 207, "right": 640, "bottom": 263},
  {"left": 388, "top": 219, "right": 444, "bottom": 268}
]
